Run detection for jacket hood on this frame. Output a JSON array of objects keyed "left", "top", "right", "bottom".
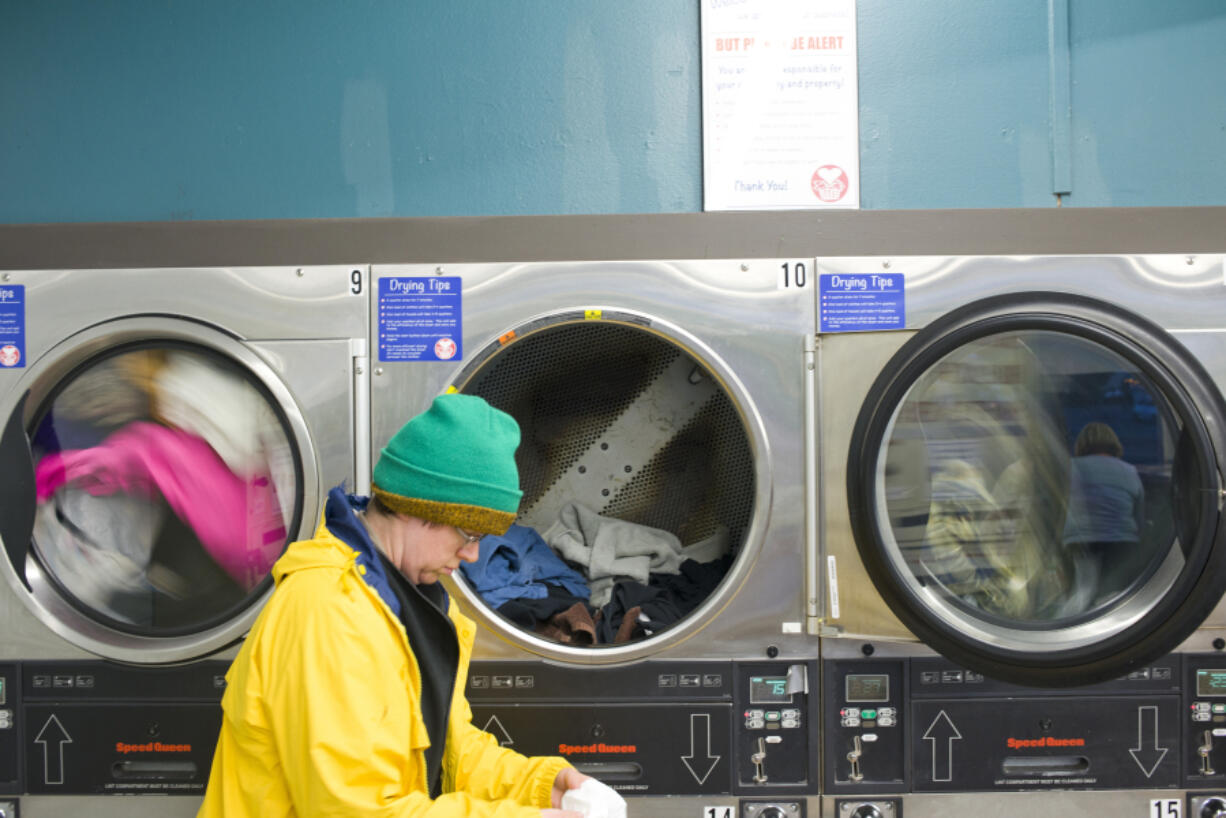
[{"left": 271, "top": 525, "right": 355, "bottom": 584}]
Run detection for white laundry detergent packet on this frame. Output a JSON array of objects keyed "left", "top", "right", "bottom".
[{"left": 560, "top": 777, "right": 628, "bottom": 818}]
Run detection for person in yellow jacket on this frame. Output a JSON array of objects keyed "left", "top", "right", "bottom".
[{"left": 198, "top": 393, "right": 591, "bottom": 817}]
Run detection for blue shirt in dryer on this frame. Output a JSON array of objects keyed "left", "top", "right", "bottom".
[{"left": 459, "top": 523, "right": 590, "bottom": 608}]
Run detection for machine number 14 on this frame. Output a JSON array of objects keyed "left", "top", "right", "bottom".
[
  {"left": 1151, "top": 798, "right": 1181, "bottom": 817},
  {"left": 703, "top": 808, "right": 733, "bottom": 818}
]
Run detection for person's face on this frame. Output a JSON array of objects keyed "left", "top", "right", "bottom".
[{"left": 393, "top": 517, "right": 482, "bottom": 585}]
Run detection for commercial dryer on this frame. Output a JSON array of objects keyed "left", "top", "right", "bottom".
[
  {"left": 816, "top": 254, "right": 1226, "bottom": 817},
  {"left": 0, "top": 265, "right": 369, "bottom": 817},
  {"left": 370, "top": 260, "right": 818, "bottom": 817}
]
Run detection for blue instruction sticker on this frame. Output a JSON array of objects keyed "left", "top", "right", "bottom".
[
  {"left": 377, "top": 277, "right": 463, "bottom": 362},
  {"left": 819, "top": 273, "right": 905, "bottom": 333},
  {"left": 0, "top": 285, "right": 25, "bottom": 368}
]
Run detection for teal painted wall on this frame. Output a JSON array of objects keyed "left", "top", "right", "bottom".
[{"left": 2, "top": 1, "right": 1223, "bottom": 223}]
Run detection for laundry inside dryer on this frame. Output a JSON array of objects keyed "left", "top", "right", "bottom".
[
  {"left": 452, "top": 319, "right": 755, "bottom": 648},
  {"left": 27, "top": 343, "right": 298, "bottom": 632},
  {"left": 880, "top": 329, "right": 1185, "bottom": 628}
]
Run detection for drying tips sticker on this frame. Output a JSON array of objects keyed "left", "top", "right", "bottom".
[
  {"left": 819, "top": 273, "right": 904, "bottom": 333},
  {"left": 0, "top": 285, "right": 25, "bottom": 368},
  {"left": 378, "top": 277, "right": 462, "bottom": 362}
]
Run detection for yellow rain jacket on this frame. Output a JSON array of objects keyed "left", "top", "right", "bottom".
[{"left": 197, "top": 517, "right": 569, "bottom": 817}]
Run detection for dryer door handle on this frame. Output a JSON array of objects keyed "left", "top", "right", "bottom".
[{"left": 0, "top": 390, "right": 36, "bottom": 586}]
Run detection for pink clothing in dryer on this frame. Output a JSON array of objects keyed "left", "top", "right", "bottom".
[{"left": 35, "top": 421, "right": 285, "bottom": 589}]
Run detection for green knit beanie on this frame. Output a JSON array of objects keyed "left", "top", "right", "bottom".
[{"left": 371, "top": 393, "right": 523, "bottom": 535}]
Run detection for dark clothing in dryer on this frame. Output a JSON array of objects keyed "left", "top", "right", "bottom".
[
  {"left": 596, "top": 581, "right": 683, "bottom": 643},
  {"left": 497, "top": 584, "right": 588, "bottom": 627},
  {"left": 536, "top": 602, "right": 597, "bottom": 645},
  {"left": 497, "top": 585, "right": 596, "bottom": 645},
  {"left": 651, "top": 555, "right": 732, "bottom": 612},
  {"left": 594, "top": 555, "right": 732, "bottom": 643}
]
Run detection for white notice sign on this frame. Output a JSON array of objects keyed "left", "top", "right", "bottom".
[{"left": 701, "top": 0, "right": 860, "bottom": 210}]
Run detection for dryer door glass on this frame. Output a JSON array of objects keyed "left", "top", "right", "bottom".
[
  {"left": 28, "top": 344, "right": 298, "bottom": 633},
  {"left": 850, "top": 294, "right": 1226, "bottom": 686},
  {"left": 880, "top": 330, "right": 1182, "bottom": 629}
]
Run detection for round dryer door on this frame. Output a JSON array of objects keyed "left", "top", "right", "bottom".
[
  {"left": 848, "top": 292, "right": 1226, "bottom": 686},
  {"left": 0, "top": 317, "right": 313, "bottom": 663},
  {"left": 447, "top": 312, "right": 764, "bottom": 663}
]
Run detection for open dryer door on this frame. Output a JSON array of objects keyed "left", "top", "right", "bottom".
[{"left": 848, "top": 292, "right": 1226, "bottom": 687}]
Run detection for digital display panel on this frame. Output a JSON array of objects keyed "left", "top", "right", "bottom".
[
  {"left": 1197, "top": 669, "right": 1226, "bottom": 697},
  {"left": 845, "top": 673, "right": 889, "bottom": 703},
  {"left": 749, "top": 676, "right": 792, "bottom": 704}
]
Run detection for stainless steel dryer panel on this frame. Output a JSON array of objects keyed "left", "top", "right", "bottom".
[
  {"left": 0, "top": 265, "right": 370, "bottom": 816},
  {"left": 370, "top": 259, "right": 816, "bottom": 664},
  {"left": 819, "top": 253, "right": 1226, "bottom": 642}
]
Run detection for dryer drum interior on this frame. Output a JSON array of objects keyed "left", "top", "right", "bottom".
[
  {"left": 452, "top": 317, "right": 755, "bottom": 650},
  {"left": 848, "top": 293, "right": 1226, "bottom": 686},
  {"left": 4, "top": 333, "right": 306, "bottom": 651}
]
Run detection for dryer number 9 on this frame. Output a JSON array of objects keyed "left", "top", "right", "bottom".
[
  {"left": 779, "top": 261, "right": 808, "bottom": 289},
  {"left": 350, "top": 268, "right": 364, "bottom": 295}
]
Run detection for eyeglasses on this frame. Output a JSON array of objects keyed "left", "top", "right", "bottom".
[{"left": 455, "top": 527, "right": 481, "bottom": 546}]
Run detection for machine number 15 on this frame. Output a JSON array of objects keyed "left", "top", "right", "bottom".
[{"left": 1151, "top": 798, "right": 1181, "bottom": 817}]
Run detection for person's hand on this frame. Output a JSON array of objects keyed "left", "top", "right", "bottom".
[
  {"left": 541, "top": 810, "right": 582, "bottom": 818},
  {"left": 549, "top": 766, "right": 592, "bottom": 808}
]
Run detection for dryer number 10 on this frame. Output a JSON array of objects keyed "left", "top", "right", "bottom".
[{"left": 778, "top": 261, "right": 808, "bottom": 289}]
